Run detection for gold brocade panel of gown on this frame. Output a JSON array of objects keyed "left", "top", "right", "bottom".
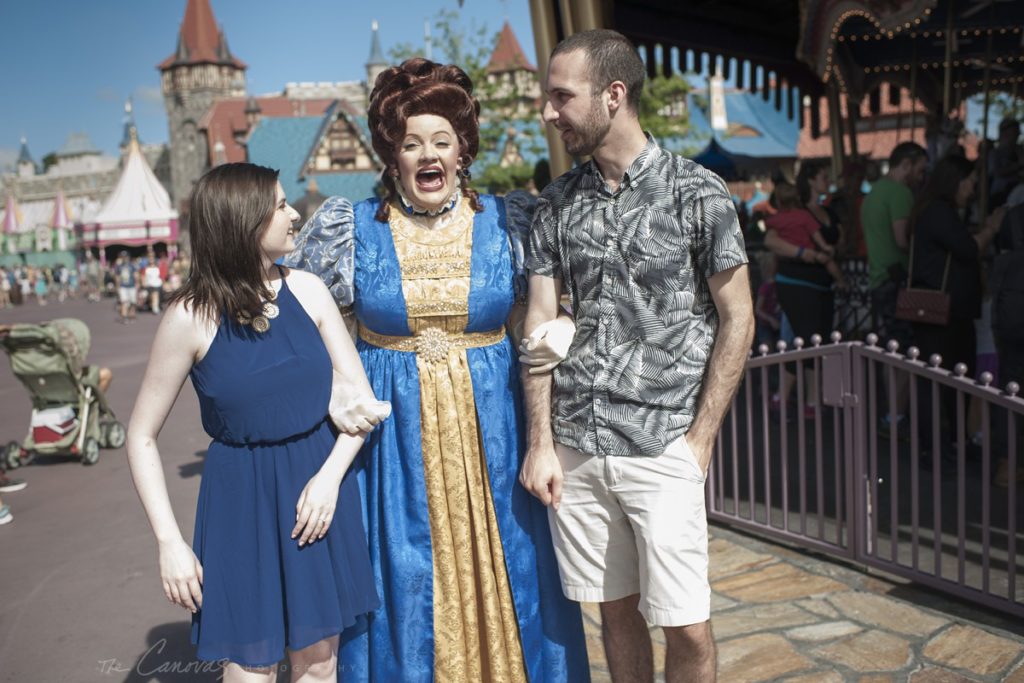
[{"left": 388, "top": 201, "right": 527, "bottom": 683}]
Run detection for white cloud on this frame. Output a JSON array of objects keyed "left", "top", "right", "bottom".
[{"left": 134, "top": 85, "right": 163, "bottom": 104}]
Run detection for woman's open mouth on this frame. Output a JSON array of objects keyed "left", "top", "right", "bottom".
[{"left": 416, "top": 167, "right": 446, "bottom": 192}]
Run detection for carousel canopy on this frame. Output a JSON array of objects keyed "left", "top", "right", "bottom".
[
  {"left": 611, "top": 0, "right": 1022, "bottom": 126},
  {"left": 800, "top": 0, "right": 1024, "bottom": 111},
  {"left": 614, "top": 0, "right": 826, "bottom": 105}
]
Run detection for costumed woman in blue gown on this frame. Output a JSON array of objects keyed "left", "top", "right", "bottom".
[
  {"left": 285, "top": 58, "right": 590, "bottom": 682},
  {"left": 127, "top": 163, "right": 390, "bottom": 682}
]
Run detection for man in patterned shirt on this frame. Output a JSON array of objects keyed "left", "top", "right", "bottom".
[{"left": 520, "top": 30, "right": 754, "bottom": 682}]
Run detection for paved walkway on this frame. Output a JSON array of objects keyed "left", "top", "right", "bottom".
[
  {"left": 583, "top": 524, "right": 1024, "bottom": 682},
  {"left": 2, "top": 297, "right": 1023, "bottom": 682}
]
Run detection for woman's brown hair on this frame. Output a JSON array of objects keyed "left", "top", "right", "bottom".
[
  {"left": 367, "top": 57, "right": 483, "bottom": 222},
  {"left": 166, "top": 162, "right": 280, "bottom": 323}
]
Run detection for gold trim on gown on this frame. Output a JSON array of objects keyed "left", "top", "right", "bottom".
[{"left": 383, "top": 200, "right": 528, "bottom": 682}]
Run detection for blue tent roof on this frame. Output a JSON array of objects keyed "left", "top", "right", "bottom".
[
  {"left": 691, "top": 138, "right": 738, "bottom": 180},
  {"left": 247, "top": 116, "right": 379, "bottom": 203},
  {"left": 678, "top": 90, "right": 798, "bottom": 159}
]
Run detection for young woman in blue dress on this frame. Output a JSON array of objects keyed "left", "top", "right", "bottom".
[{"left": 127, "top": 162, "right": 389, "bottom": 682}]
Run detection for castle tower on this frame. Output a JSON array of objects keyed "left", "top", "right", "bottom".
[
  {"left": 159, "top": 0, "right": 246, "bottom": 206},
  {"left": 366, "top": 21, "right": 387, "bottom": 93},
  {"left": 485, "top": 22, "right": 539, "bottom": 119}
]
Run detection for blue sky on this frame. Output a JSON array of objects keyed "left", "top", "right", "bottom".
[{"left": 0, "top": 0, "right": 534, "bottom": 167}]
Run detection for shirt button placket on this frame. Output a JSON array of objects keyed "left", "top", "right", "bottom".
[{"left": 594, "top": 196, "right": 616, "bottom": 448}]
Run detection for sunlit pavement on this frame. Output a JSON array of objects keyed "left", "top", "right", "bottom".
[{"left": 1, "top": 297, "right": 1023, "bottom": 682}]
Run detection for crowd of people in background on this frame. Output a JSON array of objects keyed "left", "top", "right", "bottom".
[
  {"left": 744, "top": 116, "right": 1024, "bottom": 486},
  {"left": 0, "top": 246, "right": 187, "bottom": 320}
]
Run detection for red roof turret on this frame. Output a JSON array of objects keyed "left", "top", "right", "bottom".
[
  {"left": 158, "top": 0, "right": 246, "bottom": 70},
  {"left": 486, "top": 22, "right": 536, "bottom": 74}
]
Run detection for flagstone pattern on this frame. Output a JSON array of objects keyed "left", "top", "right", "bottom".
[{"left": 581, "top": 526, "right": 1024, "bottom": 682}]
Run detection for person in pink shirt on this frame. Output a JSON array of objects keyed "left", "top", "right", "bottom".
[{"left": 765, "top": 183, "right": 847, "bottom": 288}]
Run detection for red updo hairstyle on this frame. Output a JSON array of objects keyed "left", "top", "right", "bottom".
[{"left": 368, "top": 57, "right": 484, "bottom": 221}]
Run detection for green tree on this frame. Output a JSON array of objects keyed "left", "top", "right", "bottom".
[
  {"left": 42, "top": 152, "right": 58, "bottom": 172},
  {"left": 388, "top": 9, "right": 545, "bottom": 194},
  {"left": 639, "top": 73, "right": 692, "bottom": 141}
]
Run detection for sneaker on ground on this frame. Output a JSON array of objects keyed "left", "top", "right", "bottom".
[
  {"left": 0, "top": 505, "right": 12, "bottom": 525},
  {"left": 0, "top": 477, "right": 27, "bottom": 493}
]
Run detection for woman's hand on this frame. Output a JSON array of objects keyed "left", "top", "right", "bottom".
[
  {"left": 519, "top": 316, "right": 575, "bottom": 374},
  {"left": 329, "top": 389, "right": 391, "bottom": 434},
  {"left": 159, "top": 538, "right": 203, "bottom": 613},
  {"left": 292, "top": 470, "right": 342, "bottom": 546}
]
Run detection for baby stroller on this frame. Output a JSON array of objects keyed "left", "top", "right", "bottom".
[{"left": 0, "top": 318, "right": 125, "bottom": 467}]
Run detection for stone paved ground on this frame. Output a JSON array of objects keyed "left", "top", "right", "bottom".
[{"left": 582, "top": 525, "right": 1024, "bottom": 682}]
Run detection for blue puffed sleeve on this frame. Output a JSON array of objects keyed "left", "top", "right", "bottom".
[
  {"left": 282, "top": 196, "right": 356, "bottom": 308},
  {"left": 503, "top": 190, "right": 536, "bottom": 304}
]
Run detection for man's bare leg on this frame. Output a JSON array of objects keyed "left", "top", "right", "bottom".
[
  {"left": 601, "top": 594, "right": 653, "bottom": 683},
  {"left": 664, "top": 621, "right": 716, "bottom": 682}
]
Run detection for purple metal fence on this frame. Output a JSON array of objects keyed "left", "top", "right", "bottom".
[
  {"left": 708, "top": 333, "right": 1024, "bottom": 619},
  {"left": 707, "top": 333, "right": 857, "bottom": 560}
]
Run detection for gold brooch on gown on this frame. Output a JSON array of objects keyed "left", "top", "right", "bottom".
[{"left": 416, "top": 327, "right": 450, "bottom": 364}]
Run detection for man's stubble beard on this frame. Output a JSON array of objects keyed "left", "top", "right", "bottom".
[{"left": 565, "top": 98, "right": 612, "bottom": 158}]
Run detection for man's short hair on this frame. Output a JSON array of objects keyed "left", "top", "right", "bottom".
[
  {"left": 888, "top": 142, "right": 927, "bottom": 168},
  {"left": 551, "top": 29, "right": 646, "bottom": 112}
]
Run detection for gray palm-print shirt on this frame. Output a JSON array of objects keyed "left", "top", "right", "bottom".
[{"left": 527, "top": 136, "right": 747, "bottom": 456}]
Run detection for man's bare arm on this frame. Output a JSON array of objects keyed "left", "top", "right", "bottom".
[
  {"left": 892, "top": 218, "right": 910, "bottom": 250},
  {"left": 686, "top": 264, "right": 755, "bottom": 470},
  {"left": 519, "top": 273, "right": 565, "bottom": 508}
]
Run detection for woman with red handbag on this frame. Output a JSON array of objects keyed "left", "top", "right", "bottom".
[{"left": 907, "top": 154, "right": 1004, "bottom": 466}]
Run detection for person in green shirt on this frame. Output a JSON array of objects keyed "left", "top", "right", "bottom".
[
  {"left": 861, "top": 141, "right": 928, "bottom": 342},
  {"left": 860, "top": 142, "right": 927, "bottom": 432}
]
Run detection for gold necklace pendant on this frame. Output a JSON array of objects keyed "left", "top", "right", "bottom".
[
  {"left": 263, "top": 301, "right": 280, "bottom": 319},
  {"left": 251, "top": 315, "right": 270, "bottom": 333}
]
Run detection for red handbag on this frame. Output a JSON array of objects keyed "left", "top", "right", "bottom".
[{"left": 895, "top": 237, "right": 951, "bottom": 326}]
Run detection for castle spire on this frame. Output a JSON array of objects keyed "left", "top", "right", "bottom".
[
  {"left": 367, "top": 20, "right": 386, "bottom": 67},
  {"left": 158, "top": 0, "right": 246, "bottom": 70},
  {"left": 121, "top": 97, "right": 139, "bottom": 149},
  {"left": 17, "top": 137, "right": 33, "bottom": 165},
  {"left": 366, "top": 20, "right": 387, "bottom": 88}
]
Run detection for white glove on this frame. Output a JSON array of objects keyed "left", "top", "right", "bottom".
[
  {"left": 330, "top": 393, "right": 392, "bottom": 435},
  {"left": 518, "top": 316, "right": 575, "bottom": 375}
]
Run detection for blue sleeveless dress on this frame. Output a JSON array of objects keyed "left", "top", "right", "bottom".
[{"left": 188, "top": 274, "right": 379, "bottom": 667}]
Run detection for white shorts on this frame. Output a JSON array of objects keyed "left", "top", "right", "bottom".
[
  {"left": 118, "top": 286, "right": 137, "bottom": 304},
  {"left": 548, "top": 435, "right": 710, "bottom": 627}
]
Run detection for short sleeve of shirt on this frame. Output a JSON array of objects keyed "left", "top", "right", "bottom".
[
  {"left": 282, "top": 196, "right": 356, "bottom": 308},
  {"left": 503, "top": 190, "right": 536, "bottom": 303},
  {"left": 526, "top": 194, "right": 561, "bottom": 279},
  {"left": 891, "top": 183, "right": 913, "bottom": 223},
  {"left": 692, "top": 177, "right": 748, "bottom": 280}
]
